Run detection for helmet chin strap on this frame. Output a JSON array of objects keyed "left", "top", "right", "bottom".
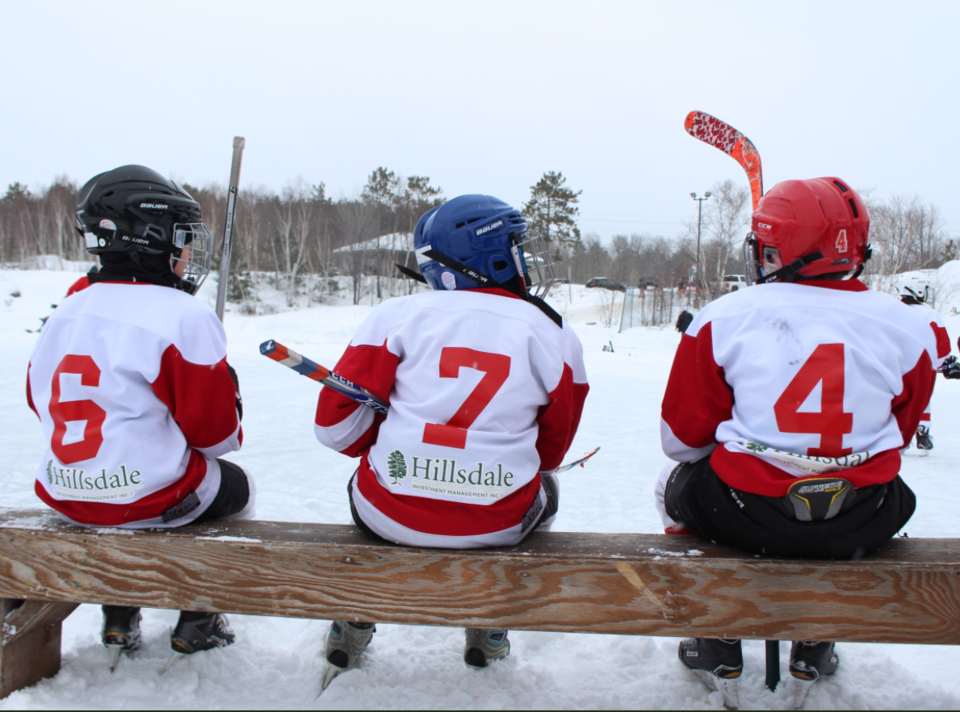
[
  {"left": 403, "top": 249, "right": 562, "bottom": 328},
  {"left": 756, "top": 251, "right": 824, "bottom": 284}
]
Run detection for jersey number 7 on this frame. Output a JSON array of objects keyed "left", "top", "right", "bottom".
[
  {"left": 423, "top": 347, "right": 511, "bottom": 449},
  {"left": 773, "top": 343, "right": 853, "bottom": 456}
]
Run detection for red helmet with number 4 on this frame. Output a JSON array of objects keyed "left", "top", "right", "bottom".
[{"left": 743, "top": 177, "right": 870, "bottom": 285}]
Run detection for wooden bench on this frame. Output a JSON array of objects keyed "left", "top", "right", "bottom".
[{"left": 0, "top": 507, "right": 958, "bottom": 698}]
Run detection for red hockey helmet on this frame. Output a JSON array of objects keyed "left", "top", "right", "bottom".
[{"left": 743, "top": 177, "right": 870, "bottom": 284}]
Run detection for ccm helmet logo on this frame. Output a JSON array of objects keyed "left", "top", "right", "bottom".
[
  {"left": 757, "top": 222, "right": 773, "bottom": 230},
  {"left": 139, "top": 203, "right": 169, "bottom": 210},
  {"left": 475, "top": 219, "right": 503, "bottom": 237}
]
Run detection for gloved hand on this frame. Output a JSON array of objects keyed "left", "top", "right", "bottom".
[{"left": 940, "top": 355, "right": 960, "bottom": 380}]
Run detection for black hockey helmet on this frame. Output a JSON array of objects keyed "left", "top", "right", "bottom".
[{"left": 76, "top": 165, "right": 213, "bottom": 294}]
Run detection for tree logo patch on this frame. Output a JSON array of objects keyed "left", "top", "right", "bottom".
[{"left": 387, "top": 450, "right": 407, "bottom": 486}]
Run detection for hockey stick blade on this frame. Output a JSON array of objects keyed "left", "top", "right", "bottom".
[
  {"left": 684, "top": 111, "right": 763, "bottom": 211},
  {"left": 553, "top": 447, "right": 600, "bottom": 474},
  {"left": 260, "top": 340, "right": 390, "bottom": 414}
]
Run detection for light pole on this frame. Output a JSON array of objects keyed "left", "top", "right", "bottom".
[{"left": 690, "top": 191, "right": 711, "bottom": 306}]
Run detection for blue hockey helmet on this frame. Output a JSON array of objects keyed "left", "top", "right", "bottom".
[{"left": 413, "top": 194, "right": 555, "bottom": 297}]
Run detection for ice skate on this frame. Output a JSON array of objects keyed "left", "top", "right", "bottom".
[
  {"left": 788, "top": 641, "right": 838, "bottom": 709},
  {"left": 916, "top": 425, "right": 933, "bottom": 456},
  {"left": 162, "top": 612, "right": 235, "bottom": 673},
  {"left": 101, "top": 606, "right": 142, "bottom": 672},
  {"left": 464, "top": 629, "right": 510, "bottom": 669},
  {"left": 320, "top": 621, "right": 375, "bottom": 692},
  {"left": 678, "top": 638, "right": 742, "bottom": 710}
]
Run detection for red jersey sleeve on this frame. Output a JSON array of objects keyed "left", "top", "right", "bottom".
[
  {"left": 535, "top": 364, "right": 589, "bottom": 471},
  {"left": 661, "top": 322, "right": 734, "bottom": 461},
  {"left": 891, "top": 350, "right": 937, "bottom": 447},
  {"left": 151, "top": 345, "right": 242, "bottom": 457},
  {"left": 315, "top": 341, "right": 398, "bottom": 457}
]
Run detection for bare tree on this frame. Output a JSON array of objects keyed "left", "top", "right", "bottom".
[
  {"left": 685, "top": 180, "right": 750, "bottom": 298},
  {"left": 335, "top": 200, "right": 378, "bottom": 305}
]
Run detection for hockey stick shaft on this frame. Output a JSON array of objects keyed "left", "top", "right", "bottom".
[
  {"left": 215, "top": 136, "right": 246, "bottom": 322},
  {"left": 765, "top": 640, "right": 781, "bottom": 691},
  {"left": 684, "top": 111, "right": 764, "bottom": 211},
  {"left": 260, "top": 340, "right": 390, "bottom": 414}
]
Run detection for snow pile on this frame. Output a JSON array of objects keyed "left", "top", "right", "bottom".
[{"left": 2, "top": 268, "right": 960, "bottom": 709}]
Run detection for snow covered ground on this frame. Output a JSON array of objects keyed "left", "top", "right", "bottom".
[{"left": 1, "top": 267, "right": 960, "bottom": 710}]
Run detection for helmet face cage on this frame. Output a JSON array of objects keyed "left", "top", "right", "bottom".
[
  {"left": 171, "top": 222, "right": 213, "bottom": 294},
  {"left": 743, "top": 233, "right": 762, "bottom": 285},
  {"left": 513, "top": 229, "right": 555, "bottom": 298}
]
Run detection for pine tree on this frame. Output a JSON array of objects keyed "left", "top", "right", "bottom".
[
  {"left": 942, "top": 239, "right": 958, "bottom": 263},
  {"left": 522, "top": 171, "right": 583, "bottom": 252}
]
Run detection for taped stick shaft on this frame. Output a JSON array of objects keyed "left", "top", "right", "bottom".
[{"left": 260, "top": 340, "right": 389, "bottom": 414}]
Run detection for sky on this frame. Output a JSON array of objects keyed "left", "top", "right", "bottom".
[{"left": 3, "top": 0, "right": 959, "bottom": 241}]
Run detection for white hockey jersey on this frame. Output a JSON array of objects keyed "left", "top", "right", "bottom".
[
  {"left": 315, "top": 288, "right": 589, "bottom": 548},
  {"left": 27, "top": 282, "right": 242, "bottom": 527},
  {"left": 661, "top": 279, "right": 949, "bottom": 496}
]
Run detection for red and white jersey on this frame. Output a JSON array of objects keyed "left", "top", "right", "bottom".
[
  {"left": 27, "top": 282, "right": 242, "bottom": 528},
  {"left": 662, "top": 279, "right": 949, "bottom": 497},
  {"left": 315, "top": 288, "right": 589, "bottom": 549}
]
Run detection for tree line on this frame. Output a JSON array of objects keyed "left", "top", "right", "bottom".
[{"left": 0, "top": 169, "right": 953, "bottom": 307}]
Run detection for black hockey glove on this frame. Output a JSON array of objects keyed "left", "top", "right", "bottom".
[
  {"left": 940, "top": 355, "right": 960, "bottom": 380},
  {"left": 226, "top": 362, "right": 243, "bottom": 420},
  {"left": 675, "top": 310, "right": 693, "bottom": 334}
]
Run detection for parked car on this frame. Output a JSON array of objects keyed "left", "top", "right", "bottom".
[
  {"left": 585, "top": 277, "right": 626, "bottom": 292},
  {"left": 638, "top": 276, "right": 658, "bottom": 290},
  {"left": 722, "top": 274, "right": 748, "bottom": 293}
]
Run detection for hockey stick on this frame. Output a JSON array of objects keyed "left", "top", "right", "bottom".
[
  {"left": 261, "top": 339, "right": 599, "bottom": 474},
  {"left": 260, "top": 340, "right": 390, "bottom": 414},
  {"left": 215, "top": 136, "right": 246, "bottom": 321},
  {"left": 684, "top": 111, "right": 763, "bottom": 211},
  {"left": 552, "top": 446, "right": 600, "bottom": 474}
]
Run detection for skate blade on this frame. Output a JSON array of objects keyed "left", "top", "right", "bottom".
[
  {"left": 789, "top": 677, "right": 816, "bottom": 709},
  {"left": 319, "top": 664, "right": 340, "bottom": 695},
  {"left": 692, "top": 669, "right": 740, "bottom": 710},
  {"left": 920, "top": 450, "right": 930, "bottom": 457},
  {"left": 160, "top": 651, "right": 186, "bottom": 674},
  {"left": 106, "top": 645, "right": 123, "bottom": 672}
]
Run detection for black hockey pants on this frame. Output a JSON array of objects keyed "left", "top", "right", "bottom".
[{"left": 664, "top": 457, "right": 916, "bottom": 560}]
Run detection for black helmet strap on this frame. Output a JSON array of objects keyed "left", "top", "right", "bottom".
[
  {"left": 757, "top": 251, "right": 824, "bottom": 284},
  {"left": 398, "top": 249, "right": 562, "bottom": 328}
]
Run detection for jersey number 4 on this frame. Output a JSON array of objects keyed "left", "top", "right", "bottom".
[
  {"left": 49, "top": 354, "right": 106, "bottom": 464},
  {"left": 423, "top": 347, "right": 511, "bottom": 449},
  {"left": 773, "top": 343, "right": 853, "bottom": 456}
]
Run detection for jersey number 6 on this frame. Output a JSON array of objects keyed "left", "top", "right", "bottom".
[
  {"left": 423, "top": 347, "right": 511, "bottom": 449},
  {"left": 773, "top": 343, "right": 853, "bottom": 456},
  {"left": 49, "top": 354, "right": 106, "bottom": 464}
]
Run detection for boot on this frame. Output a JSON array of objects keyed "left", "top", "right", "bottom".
[
  {"left": 464, "top": 629, "right": 510, "bottom": 669},
  {"left": 678, "top": 638, "right": 742, "bottom": 709}
]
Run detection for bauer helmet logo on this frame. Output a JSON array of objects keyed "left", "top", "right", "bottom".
[
  {"left": 836, "top": 229, "right": 848, "bottom": 253},
  {"left": 139, "top": 203, "right": 169, "bottom": 210},
  {"left": 475, "top": 219, "right": 503, "bottom": 237}
]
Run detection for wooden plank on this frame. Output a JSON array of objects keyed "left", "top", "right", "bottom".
[
  {"left": 0, "top": 508, "right": 957, "bottom": 645},
  {"left": 1, "top": 599, "right": 78, "bottom": 698}
]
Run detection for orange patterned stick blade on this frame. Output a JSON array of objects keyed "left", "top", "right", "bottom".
[{"left": 684, "top": 111, "right": 764, "bottom": 211}]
